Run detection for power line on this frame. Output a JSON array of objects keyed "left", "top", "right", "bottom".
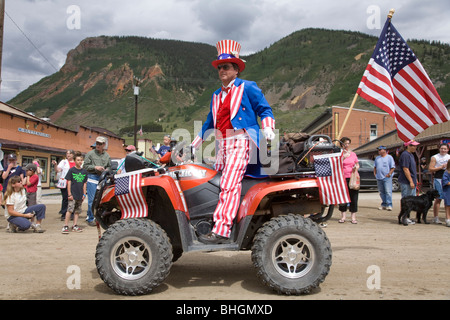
[{"left": 5, "top": 10, "right": 58, "bottom": 72}]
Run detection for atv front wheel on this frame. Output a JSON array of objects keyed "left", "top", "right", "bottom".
[
  {"left": 95, "top": 218, "right": 173, "bottom": 295},
  {"left": 251, "top": 214, "right": 332, "bottom": 295}
]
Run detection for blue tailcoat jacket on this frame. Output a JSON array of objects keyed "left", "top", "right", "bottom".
[
  {"left": 195, "top": 78, "right": 274, "bottom": 147},
  {"left": 193, "top": 78, "right": 275, "bottom": 176}
]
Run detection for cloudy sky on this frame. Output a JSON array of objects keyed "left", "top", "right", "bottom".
[{"left": 1, "top": 0, "right": 449, "bottom": 102}]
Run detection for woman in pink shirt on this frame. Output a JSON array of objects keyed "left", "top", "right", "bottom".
[{"left": 338, "top": 137, "right": 360, "bottom": 224}]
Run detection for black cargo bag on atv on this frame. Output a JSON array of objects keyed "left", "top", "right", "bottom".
[
  {"left": 276, "top": 133, "right": 309, "bottom": 173},
  {"left": 276, "top": 134, "right": 341, "bottom": 174}
]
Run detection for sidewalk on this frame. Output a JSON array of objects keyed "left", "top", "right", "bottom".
[
  {"left": 357, "top": 189, "right": 401, "bottom": 200},
  {"left": 42, "top": 188, "right": 60, "bottom": 196},
  {"left": 41, "top": 188, "right": 63, "bottom": 204}
]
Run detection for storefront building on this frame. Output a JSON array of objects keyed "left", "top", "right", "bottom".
[
  {"left": 0, "top": 102, "right": 125, "bottom": 188},
  {"left": 302, "top": 106, "right": 396, "bottom": 148}
]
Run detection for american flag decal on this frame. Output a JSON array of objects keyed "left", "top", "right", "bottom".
[
  {"left": 115, "top": 173, "right": 148, "bottom": 219},
  {"left": 314, "top": 152, "right": 350, "bottom": 205}
]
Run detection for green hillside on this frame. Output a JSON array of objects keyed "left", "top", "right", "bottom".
[{"left": 9, "top": 28, "right": 450, "bottom": 142}]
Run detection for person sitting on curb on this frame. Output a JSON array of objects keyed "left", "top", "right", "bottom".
[{"left": 3, "top": 175, "right": 46, "bottom": 233}]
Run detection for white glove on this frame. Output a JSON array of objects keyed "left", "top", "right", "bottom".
[{"left": 263, "top": 127, "right": 275, "bottom": 140}]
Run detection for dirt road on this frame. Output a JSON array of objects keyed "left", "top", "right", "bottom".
[{"left": 1, "top": 190, "right": 449, "bottom": 300}]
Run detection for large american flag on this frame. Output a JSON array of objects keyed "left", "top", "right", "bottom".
[
  {"left": 115, "top": 173, "right": 148, "bottom": 219},
  {"left": 357, "top": 18, "right": 449, "bottom": 142},
  {"left": 314, "top": 152, "right": 350, "bottom": 205}
]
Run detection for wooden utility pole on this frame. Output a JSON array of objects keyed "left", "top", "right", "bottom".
[{"left": 0, "top": 0, "right": 5, "bottom": 95}]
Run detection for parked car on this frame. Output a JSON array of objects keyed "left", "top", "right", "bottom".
[
  {"left": 357, "top": 158, "right": 400, "bottom": 192},
  {"left": 358, "top": 158, "right": 377, "bottom": 189},
  {"left": 358, "top": 158, "right": 433, "bottom": 192}
]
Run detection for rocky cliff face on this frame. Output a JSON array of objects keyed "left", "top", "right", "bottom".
[
  {"left": 9, "top": 35, "right": 216, "bottom": 132},
  {"left": 61, "top": 37, "right": 117, "bottom": 73}
]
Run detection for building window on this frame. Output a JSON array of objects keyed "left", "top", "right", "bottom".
[{"left": 370, "top": 124, "right": 377, "bottom": 141}]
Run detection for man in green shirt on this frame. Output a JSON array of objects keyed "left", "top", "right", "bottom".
[{"left": 83, "top": 136, "right": 111, "bottom": 225}]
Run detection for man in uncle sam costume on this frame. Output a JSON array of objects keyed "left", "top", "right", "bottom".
[{"left": 192, "top": 39, "right": 276, "bottom": 244}]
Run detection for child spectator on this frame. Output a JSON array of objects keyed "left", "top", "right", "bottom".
[
  {"left": 33, "top": 159, "right": 43, "bottom": 204},
  {"left": 62, "top": 152, "right": 88, "bottom": 234},
  {"left": 157, "top": 135, "right": 172, "bottom": 159},
  {"left": 3, "top": 175, "right": 46, "bottom": 233},
  {"left": 25, "top": 163, "right": 39, "bottom": 206}
]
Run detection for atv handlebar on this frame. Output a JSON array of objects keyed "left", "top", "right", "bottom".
[
  {"left": 191, "top": 144, "right": 195, "bottom": 162},
  {"left": 99, "top": 167, "right": 112, "bottom": 182}
]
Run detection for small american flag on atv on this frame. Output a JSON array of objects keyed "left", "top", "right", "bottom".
[
  {"left": 313, "top": 152, "right": 350, "bottom": 205},
  {"left": 115, "top": 173, "right": 148, "bottom": 219}
]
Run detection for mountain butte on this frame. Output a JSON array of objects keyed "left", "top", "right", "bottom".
[{"left": 9, "top": 28, "right": 450, "bottom": 136}]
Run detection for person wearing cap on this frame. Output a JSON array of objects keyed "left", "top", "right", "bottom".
[
  {"left": 117, "top": 145, "right": 136, "bottom": 174},
  {"left": 428, "top": 143, "right": 450, "bottom": 224},
  {"left": 125, "top": 145, "right": 136, "bottom": 152},
  {"left": 374, "top": 146, "right": 396, "bottom": 211},
  {"left": 83, "top": 136, "right": 111, "bottom": 225},
  {"left": 192, "top": 40, "right": 275, "bottom": 244},
  {"left": 24, "top": 163, "right": 39, "bottom": 207},
  {"left": 1, "top": 153, "right": 25, "bottom": 191},
  {"left": 398, "top": 140, "right": 420, "bottom": 198}
]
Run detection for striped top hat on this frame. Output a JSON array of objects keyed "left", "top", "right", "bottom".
[{"left": 211, "top": 39, "right": 246, "bottom": 72}]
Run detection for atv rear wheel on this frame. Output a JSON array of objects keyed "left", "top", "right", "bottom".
[
  {"left": 95, "top": 218, "right": 173, "bottom": 295},
  {"left": 251, "top": 214, "right": 332, "bottom": 295}
]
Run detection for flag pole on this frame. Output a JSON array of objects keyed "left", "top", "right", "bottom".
[
  {"left": 387, "top": 8, "right": 395, "bottom": 20},
  {"left": 336, "top": 8, "right": 395, "bottom": 142},
  {"left": 336, "top": 93, "right": 358, "bottom": 141}
]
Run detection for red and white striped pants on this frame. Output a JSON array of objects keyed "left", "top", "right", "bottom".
[{"left": 212, "top": 135, "right": 250, "bottom": 238}]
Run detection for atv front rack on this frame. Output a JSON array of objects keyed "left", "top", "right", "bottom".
[{"left": 268, "top": 171, "right": 316, "bottom": 179}]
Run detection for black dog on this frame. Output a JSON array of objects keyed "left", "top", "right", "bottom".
[{"left": 398, "top": 189, "right": 440, "bottom": 226}]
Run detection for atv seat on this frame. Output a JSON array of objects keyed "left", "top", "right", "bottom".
[{"left": 206, "top": 170, "right": 272, "bottom": 195}]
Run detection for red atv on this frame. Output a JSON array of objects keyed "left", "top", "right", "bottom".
[{"left": 93, "top": 137, "right": 335, "bottom": 296}]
